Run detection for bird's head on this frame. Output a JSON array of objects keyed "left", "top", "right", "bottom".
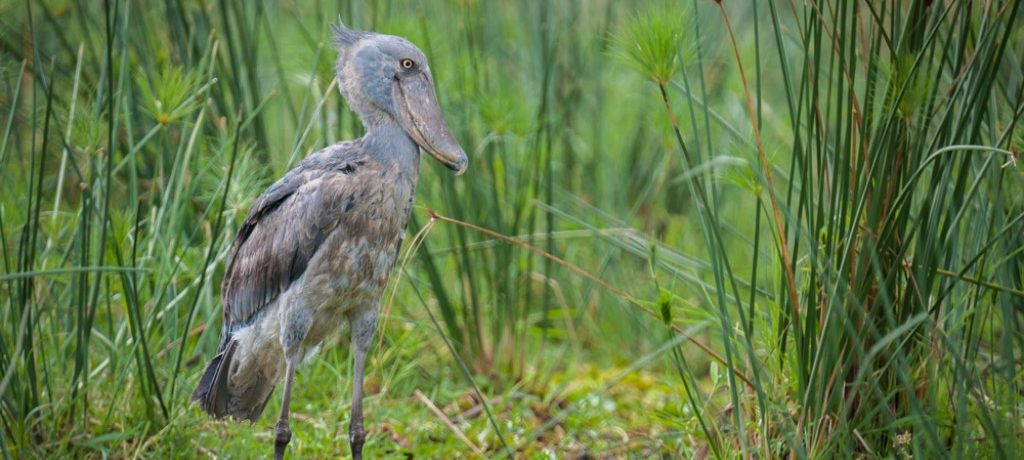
[{"left": 331, "top": 21, "right": 467, "bottom": 175}]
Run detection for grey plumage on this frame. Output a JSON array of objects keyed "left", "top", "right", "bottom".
[{"left": 192, "top": 20, "right": 466, "bottom": 460}]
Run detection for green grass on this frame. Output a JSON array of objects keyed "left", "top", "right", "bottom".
[{"left": 2, "top": 0, "right": 1022, "bottom": 458}]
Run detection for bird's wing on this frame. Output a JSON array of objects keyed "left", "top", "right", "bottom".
[{"left": 220, "top": 147, "right": 365, "bottom": 332}]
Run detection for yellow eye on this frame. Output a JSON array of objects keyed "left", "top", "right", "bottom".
[{"left": 401, "top": 59, "right": 415, "bottom": 69}]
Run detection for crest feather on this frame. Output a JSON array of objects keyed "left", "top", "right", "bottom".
[{"left": 330, "top": 18, "right": 368, "bottom": 49}]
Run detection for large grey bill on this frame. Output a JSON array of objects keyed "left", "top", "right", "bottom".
[{"left": 396, "top": 74, "right": 468, "bottom": 174}]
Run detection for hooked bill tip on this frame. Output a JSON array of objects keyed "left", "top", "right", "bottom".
[{"left": 448, "top": 155, "right": 468, "bottom": 175}]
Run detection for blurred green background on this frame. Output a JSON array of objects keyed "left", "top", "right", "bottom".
[{"left": 1, "top": 0, "right": 1022, "bottom": 458}]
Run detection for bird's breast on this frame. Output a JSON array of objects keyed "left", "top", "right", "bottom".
[{"left": 299, "top": 162, "right": 417, "bottom": 326}]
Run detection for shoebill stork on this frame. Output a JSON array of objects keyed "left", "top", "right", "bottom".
[{"left": 191, "top": 21, "right": 467, "bottom": 460}]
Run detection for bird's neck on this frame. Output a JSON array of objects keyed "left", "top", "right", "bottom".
[{"left": 360, "top": 111, "right": 420, "bottom": 170}]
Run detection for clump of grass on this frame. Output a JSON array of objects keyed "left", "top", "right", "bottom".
[
  {"left": 135, "top": 66, "right": 205, "bottom": 126},
  {"left": 631, "top": 0, "right": 1023, "bottom": 457},
  {"left": 612, "top": 4, "right": 685, "bottom": 86}
]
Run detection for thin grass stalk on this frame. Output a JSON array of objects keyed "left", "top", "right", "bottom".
[
  {"left": 716, "top": 0, "right": 801, "bottom": 341},
  {"left": 108, "top": 213, "right": 169, "bottom": 422},
  {"left": 69, "top": 0, "right": 120, "bottom": 418},
  {"left": 47, "top": 44, "right": 85, "bottom": 248},
  {"left": 0, "top": 64, "right": 28, "bottom": 420},
  {"left": 656, "top": 78, "right": 755, "bottom": 459},
  {"left": 402, "top": 265, "right": 512, "bottom": 458}
]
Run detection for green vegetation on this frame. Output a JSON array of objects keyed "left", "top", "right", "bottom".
[{"left": 2, "top": 0, "right": 1022, "bottom": 458}]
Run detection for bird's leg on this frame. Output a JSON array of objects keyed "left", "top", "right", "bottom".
[
  {"left": 348, "top": 307, "right": 377, "bottom": 460},
  {"left": 275, "top": 299, "right": 312, "bottom": 460},
  {"left": 274, "top": 358, "right": 297, "bottom": 460},
  {"left": 349, "top": 344, "right": 367, "bottom": 460}
]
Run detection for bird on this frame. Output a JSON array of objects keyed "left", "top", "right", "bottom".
[{"left": 191, "top": 20, "right": 467, "bottom": 460}]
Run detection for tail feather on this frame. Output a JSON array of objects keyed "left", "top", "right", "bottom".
[
  {"left": 191, "top": 339, "right": 236, "bottom": 417},
  {"left": 191, "top": 339, "right": 275, "bottom": 422}
]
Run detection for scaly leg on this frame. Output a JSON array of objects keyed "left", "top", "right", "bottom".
[
  {"left": 349, "top": 307, "right": 378, "bottom": 460},
  {"left": 274, "top": 358, "right": 297, "bottom": 460}
]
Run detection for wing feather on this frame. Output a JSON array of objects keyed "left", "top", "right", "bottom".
[{"left": 220, "top": 145, "right": 365, "bottom": 333}]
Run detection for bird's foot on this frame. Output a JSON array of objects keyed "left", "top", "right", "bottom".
[
  {"left": 349, "top": 428, "right": 365, "bottom": 460},
  {"left": 273, "top": 420, "right": 292, "bottom": 460}
]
